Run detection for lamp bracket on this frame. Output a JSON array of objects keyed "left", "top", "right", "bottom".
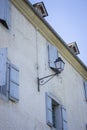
[
  {"left": 37, "top": 57, "right": 65, "bottom": 92},
  {"left": 37, "top": 73, "right": 58, "bottom": 91}
]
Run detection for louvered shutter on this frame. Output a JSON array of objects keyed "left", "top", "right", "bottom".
[
  {"left": 0, "top": 0, "right": 10, "bottom": 29},
  {"left": 0, "top": 48, "right": 7, "bottom": 86},
  {"left": 84, "top": 82, "right": 87, "bottom": 101},
  {"left": 48, "top": 44, "right": 58, "bottom": 69},
  {"left": 54, "top": 105, "right": 62, "bottom": 130},
  {"left": 9, "top": 64, "right": 19, "bottom": 102},
  {"left": 46, "top": 94, "right": 53, "bottom": 127},
  {"left": 62, "top": 107, "right": 68, "bottom": 130}
]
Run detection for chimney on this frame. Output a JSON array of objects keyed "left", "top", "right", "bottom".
[
  {"left": 33, "top": 2, "right": 48, "bottom": 17},
  {"left": 68, "top": 42, "right": 80, "bottom": 55}
]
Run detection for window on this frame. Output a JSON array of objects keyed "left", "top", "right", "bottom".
[
  {"left": 84, "top": 81, "right": 87, "bottom": 101},
  {"left": 33, "top": 2, "right": 48, "bottom": 17},
  {"left": 0, "top": 48, "right": 19, "bottom": 102},
  {"left": 68, "top": 42, "right": 80, "bottom": 55},
  {"left": 46, "top": 93, "right": 68, "bottom": 130},
  {"left": 0, "top": 0, "right": 10, "bottom": 29},
  {"left": 48, "top": 44, "right": 58, "bottom": 70}
]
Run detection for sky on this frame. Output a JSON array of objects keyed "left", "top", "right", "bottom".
[{"left": 29, "top": 0, "right": 87, "bottom": 66}]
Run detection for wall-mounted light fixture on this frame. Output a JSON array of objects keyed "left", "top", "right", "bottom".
[{"left": 37, "top": 57, "right": 65, "bottom": 91}]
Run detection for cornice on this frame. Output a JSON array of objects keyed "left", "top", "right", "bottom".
[{"left": 11, "top": 0, "right": 87, "bottom": 80}]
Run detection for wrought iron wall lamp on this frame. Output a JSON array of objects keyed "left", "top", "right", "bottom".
[{"left": 37, "top": 57, "right": 65, "bottom": 91}]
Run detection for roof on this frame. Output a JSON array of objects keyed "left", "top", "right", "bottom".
[{"left": 11, "top": 0, "right": 87, "bottom": 80}]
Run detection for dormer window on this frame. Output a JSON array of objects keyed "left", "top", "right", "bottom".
[
  {"left": 33, "top": 2, "right": 48, "bottom": 17},
  {"left": 68, "top": 42, "right": 80, "bottom": 55}
]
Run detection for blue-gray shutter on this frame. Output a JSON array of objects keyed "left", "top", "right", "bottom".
[
  {"left": 0, "top": 48, "right": 7, "bottom": 86},
  {"left": 9, "top": 64, "right": 19, "bottom": 102},
  {"left": 0, "top": 0, "right": 10, "bottom": 29},
  {"left": 54, "top": 105, "right": 62, "bottom": 130},
  {"left": 48, "top": 44, "right": 58, "bottom": 69},
  {"left": 46, "top": 94, "right": 53, "bottom": 127},
  {"left": 84, "top": 82, "right": 87, "bottom": 101},
  {"left": 62, "top": 107, "right": 68, "bottom": 130}
]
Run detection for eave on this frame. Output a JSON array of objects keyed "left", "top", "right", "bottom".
[{"left": 11, "top": 0, "right": 87, "bottom": 80}]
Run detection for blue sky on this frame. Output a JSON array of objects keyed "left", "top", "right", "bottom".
[{"left": 30, "top": 0, "right": 87, "bottom": 66}]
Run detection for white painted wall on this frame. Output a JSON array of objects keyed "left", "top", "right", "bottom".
[{"left": 0, "top": 3, "right": 87, "bottom": 130}]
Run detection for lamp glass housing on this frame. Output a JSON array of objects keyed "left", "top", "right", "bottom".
[{"left": 54, "top": 57, "right": 65, "bottom": 73}]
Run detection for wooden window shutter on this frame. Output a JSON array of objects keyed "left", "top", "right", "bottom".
[
  {"left": 61, "top": 106, "right": 68, "bottom": 130},
  {"left": 48, "top": 44, "right": 58, "bottom": 69},
  {"left": 0, "top": 0, "right": 10, "bottom": 29},
  {"left": 84, "top": 82, "right": 87, "bottom": 101},
  {"left": 46, "top": 94, "right": 53, "bottom": 127},
  {"left": 54, "top": 105, "right": 62, "bottom": 130},
  {"left": 9, "top": 64, "right": 19, "bottom": 102},
  {"left": 0, "top": 48, "right": 7, "bottom": 86}
]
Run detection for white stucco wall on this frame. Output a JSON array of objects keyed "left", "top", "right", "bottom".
[{"left": 0, "top": 3, "right": 87, "bottom": 130}]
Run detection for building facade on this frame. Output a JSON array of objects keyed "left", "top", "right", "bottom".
[{"left": 0, "top": 0, "right": 87, "bottom": 130}]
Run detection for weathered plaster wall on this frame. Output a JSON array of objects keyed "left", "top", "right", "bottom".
[{"left": 0, "top": 3, "right": 87, "bottom": 130}]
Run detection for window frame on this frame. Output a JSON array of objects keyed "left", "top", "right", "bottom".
[{"left": 46, "top": 92, "right": 61, "bottom": 128}]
